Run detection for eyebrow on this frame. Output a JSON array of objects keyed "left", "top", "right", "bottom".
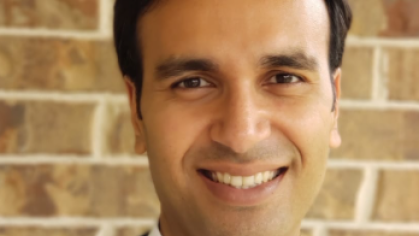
[
  {"left": 155, "top": 51, "right": 319, "bottom": 80},
  {"left": 155, "top": 58, "right": 219, "bottom": 80},
  {"left": 260, "top": 52, "right": 319, "bottom": 71}
]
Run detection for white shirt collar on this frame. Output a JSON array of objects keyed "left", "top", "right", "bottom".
[{"left": 149, "top": 222, "right": 162, "bottom": 236}]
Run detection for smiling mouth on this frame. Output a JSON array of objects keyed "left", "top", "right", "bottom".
[{"left": 199, "top": 167, "right": 288, "bottom": 189}]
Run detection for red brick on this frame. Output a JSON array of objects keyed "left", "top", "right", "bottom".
[
  {"left": 0, "top": 100, "right": 94, "bottom": 155},
  {"left": 347, "top": 0, "right": 387, "bottom": 37},
  {"left": 301, "top": 229, "right": 312, "bottom": 236},
  {"left": 373, "top": 170, "right": 419, "bottom": 222},
  {"left": 340, "top": 47, "right": 374, "bottom": 100},
  {"left": 0, "top": 164, "right": 159, "bottom": 217},
  {"left": 306, "top": 169, "right": 362, "bottom": 220},
  {"left": 106, "top": 103, "right": 136, "bottom": 155},
  {"left": 385, "top": 48, "right": 419, "bottom": 101},
  {"left": 0, "top": 0, "right": 98, "bottom": 30},
  {"left": 381, "top": 0, "right": 419, "bottom": 37},
  {"left": 0, "top": 37, "right": 125, "bottom": 93},
  {"left": 331, "top": 109, "right": 419, "bottom": 161},
  {"left": 347, "top": 0, "right": 419, "bottom": 37}
]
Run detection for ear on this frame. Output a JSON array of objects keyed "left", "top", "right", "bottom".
[
  {"left": 124, "top": 77, "right": 147, "bottom": 154},
  {"left": 330, "top": 68, "right": 342, "bottom": 148}
]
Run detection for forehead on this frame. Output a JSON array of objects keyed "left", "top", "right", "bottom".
[{"left": 139, "top": 0, "right": 330, "bottom": 68}]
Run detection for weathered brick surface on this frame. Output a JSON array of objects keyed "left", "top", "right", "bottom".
[
  {"left": 348, "top": 0, "right": 419, "bottom": 37},
  {"left": 331, "top": 110, "right": 419, "bottom": 160},
  {"left": 347, "top": 0, "right": 387, "bottom": 37},
  {"left": 373, "top": 170, "right": 419, "bottom": 222},
  {"left": 0, "top": 0, "right": 98, "bottom": 30},
  {"left": 106, "top": 103, "right": 136, "bottom": 155},
  {"left": 329, "top": 230, "right": 419, "bottom": 236},
  {"left": 380, "top": 0, "right": 419, "bottom": 37},
  {"left": 306, "top": 169, "right": 362, "bottom": 220},
  {"left": 0, "top": 100, "right": 94, "bottom": 155},
  {"left": 0, "top": 227, "right": 97, "bottom": 236},
  {"left": 340, "top": 47, "right": 374, "bottom": 100},
  {"left": 301, "top": 229, "right": 312, "bottom": 236},
  {"left": 0, "top": 37, "right": 125, "bottom": 93},
  {"left": 0, "top": 164, "right": 159, "bottom": 217},
  {"left": 385, "top": 48, "right": 419, "bottom": 101}
]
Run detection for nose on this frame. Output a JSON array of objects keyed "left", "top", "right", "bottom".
[{"left": 210, "top": 85, "right": 271, "bottom": 154}]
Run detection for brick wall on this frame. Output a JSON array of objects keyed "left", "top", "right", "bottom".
[{"left": 0, "top": 0, "right": 418, "bottom": 236}]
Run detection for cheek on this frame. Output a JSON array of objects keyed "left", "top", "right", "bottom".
[
  {"left": 287, "top": 104, "right": 332, "bottom": 191},
  {"left": 142, "top": 104, "right": 208, "bottom": 186}
]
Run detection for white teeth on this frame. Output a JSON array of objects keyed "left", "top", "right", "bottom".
[
  {"left": 230, "top": 176, "right": 242, "bottom": 188},
  {"left": 212, "top": 170, "right": 281, "bottom": 189},
  {"left": 242, "top": 176, "right": 255, "bottom": 189},
  {"left": 216, "top": 172, "right": 223, "bottom": 182},
  {"left": 263, "top": 171, "right": 271, "bottom": 183},
  {"left": 255, "top": 172, "right": 263, "bottom": 185},
  {"left": 223, "top": 173, "right": 231, "bottom": 184}
]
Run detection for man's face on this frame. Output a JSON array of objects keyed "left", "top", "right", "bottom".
[{"left": 127, "top": 0, "right": 341, "bottom": 235}]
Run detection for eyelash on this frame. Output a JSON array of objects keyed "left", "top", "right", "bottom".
[
  {"left": 172, "top": 72, "right": 304, "bottom": 89},
  {"left": 172, "top": 77, "right": 212, "bottom": 89},
  {"left": 267, "top": 73, "right": 304, "bottom": 84}
]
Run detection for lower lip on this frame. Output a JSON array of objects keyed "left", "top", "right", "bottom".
[{"left": 199, "top": 171, "right": 286, "bottom": 206}]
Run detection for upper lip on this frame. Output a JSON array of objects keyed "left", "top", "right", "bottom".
[{"left": 196, "top": 162, "right": 290, "bottom": 176}]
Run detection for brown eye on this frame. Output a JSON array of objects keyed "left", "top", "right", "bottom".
[
  {"left": 175, "top": 77, "right": 211, "bottom": 88},
  {"left": 268, "top": 74, "right": 301, "bottom": 84}
]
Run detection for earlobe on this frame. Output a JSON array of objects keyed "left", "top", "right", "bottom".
[
  {"left": 135, "top": 135, "right": 147, "bottom": 154},
  {"left": 124, "top": 77, "right": 147, "bottom": 154},
  {"left": 329, "top": 125, "right": 341, "bottom": 148}
]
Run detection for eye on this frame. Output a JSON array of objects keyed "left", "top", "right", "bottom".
[
  {"left": 173, "top": 77, "right": 212, "bottom": 88},
  {"left": 268, "top": 73, "right": 302, "bottom": 84}
]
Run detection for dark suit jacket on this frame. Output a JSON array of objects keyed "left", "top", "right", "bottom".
[{"left": 141, "top": 232, "right": 150, "bottom": 236}]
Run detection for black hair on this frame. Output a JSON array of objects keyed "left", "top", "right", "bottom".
[{"left": 114, "top": 0, "right": 352, "bottom": 116}]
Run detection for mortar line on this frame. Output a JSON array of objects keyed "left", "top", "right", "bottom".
[
  {"left": 339, "top": 100, "right": 419, "bottom": 110},
  {"left": 0, "top": 156, "right": 149, "bottom": 166},
  {"left": 327, "top": 160, "right": 419, "bottom": 170},
  {"left": 302, "top": 220, "right": 419, "bottom": 232},
  {"left": 313, "top": 225, "right": 328, "bottom": 236},
  {"left": 99, "top": 0, "right": 113, "bottom": 37},
  {"left": 354, "top": 167, "right": 379, "bottom": 224},
  {"left": 0, "top": 28, "right": 109, "bottom": 40},
  {"left": 96, "top": 224, "right": 115, "bottom": 236},
  {"left": 0, "top": 218, "right": 155, "bottom": 227},
  {"left": 1, "top": 218, "right": 419, "bottom": 232},
  {"left": 92, "top": 98, "right": 108, "bottom": 159},
  {"left": 0, "top": 156, "right": 418, "bottom": 169},
  {"left": 346, "top": 36, "right": 419, "bottom": 48},
  {"left": 0, "top": 91, "right": 127, "bottom": 104}
]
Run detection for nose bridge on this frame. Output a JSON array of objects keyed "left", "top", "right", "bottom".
[
  {"left": 211, "top": 83, "right": 271, "bottom": 153},
  {"left": 228, "top": 85, "right": 258, "bottom": 134}
]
